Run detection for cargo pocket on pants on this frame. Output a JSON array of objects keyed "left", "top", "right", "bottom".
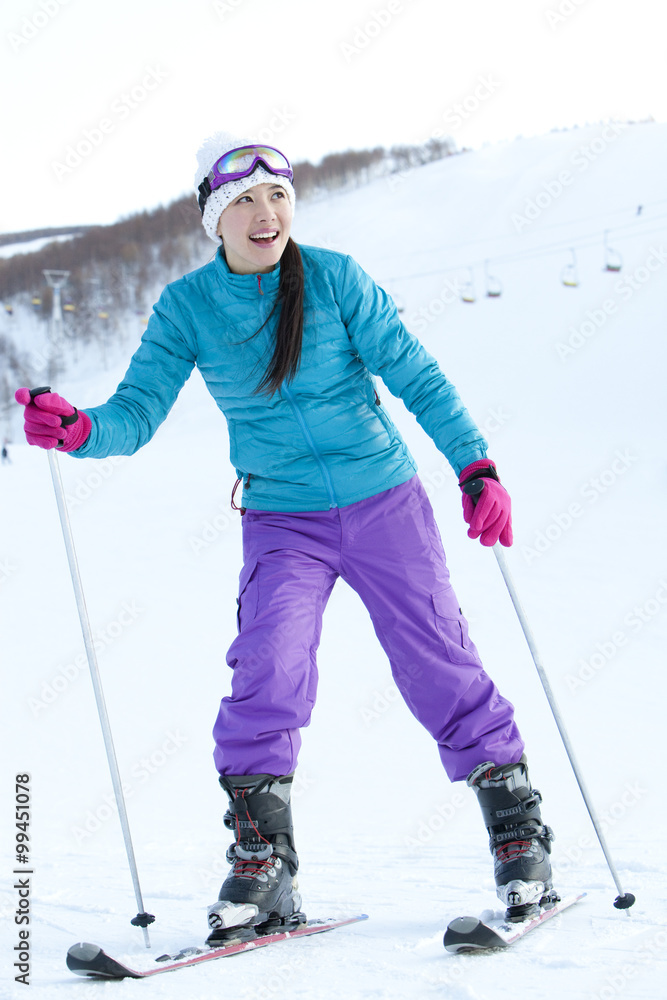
[
  {"left": 236, "top": 560, "right": 259, "bottom": 632},
  {"left": 432, "top": 589, "right": 473, "bottom": 664}
]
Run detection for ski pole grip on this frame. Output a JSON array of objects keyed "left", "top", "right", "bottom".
[
  {"left": 462, "top": 478, "right": 486, "bottom": 505},
  {"left": 15, "top": 386, "right": 51, "bottom": 406},
  {"left": 26, "top": 385, "right": 79, "bottom": 440}
]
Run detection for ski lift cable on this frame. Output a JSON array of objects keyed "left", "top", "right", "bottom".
[
  {"left": 451, "top": 211, "right": 667, "bottom": 273},
  {"left": 379, "top": 196, "right": 667, "bottom": 270},
  {"left": 376, "top": 200, "right": 667, "bottom": 283},
  {"left": 380, "top": 217, "right": 667, "bottom": 286},
  {"left": 508, "top": 218, "right": 667, "bottom": 266},
  {"left": 382, "top": 216, "right": 667, "bottom": 285}
]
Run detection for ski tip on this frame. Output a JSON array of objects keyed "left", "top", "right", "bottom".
[
  {"left": 443, "top": 892, "right": 587, "bottom": 953},
  {"left": 66, "top": 941, "right": 141, "bottom": 980},
  {"left": 66, "top": 942, "right": 105, "bottom": 976},
  {"left": 444, "top": 916, "right": 499, "bottom": 953},
  {"left": 67, "top": 942, "right": 103, "bottom": 962},
  {"left": 446, "top": 916, "right": 481, "bottom": 935}
]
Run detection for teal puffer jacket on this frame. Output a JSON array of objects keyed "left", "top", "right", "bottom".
[{"left": 73, "top": 244, "right": 488, "bottom": 510}]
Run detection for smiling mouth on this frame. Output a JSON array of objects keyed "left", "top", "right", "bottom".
[{"left": 249, "top": 230, "right": 279, "bottom": 246}]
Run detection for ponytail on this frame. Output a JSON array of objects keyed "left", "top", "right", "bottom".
[{"left": 254, "top": 237, "right": 304, "bottom": 396}]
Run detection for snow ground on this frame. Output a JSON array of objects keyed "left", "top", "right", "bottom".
[{"left": 1, "top": 122, "right": 667, "bottom": 999}]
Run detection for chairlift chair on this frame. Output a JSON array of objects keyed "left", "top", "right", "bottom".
[
  {"left": 461, "top": 269, "right": 476, "bottom": 303},
  {"left": 561, "top": 249, "right": 579, "bottom": 288},
  {"left": 484, "top": 260, "right": 502, "bottom": 298},
  {"left": 603, "top": 231, "right": 622, "bottom": 272}
]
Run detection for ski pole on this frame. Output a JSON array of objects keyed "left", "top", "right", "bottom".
[
  {"left": 463, "top": 478, "right": 635, "bottom": 911},
  {"left": 31, "top": 387, "right": 155, "bottom": 946}
]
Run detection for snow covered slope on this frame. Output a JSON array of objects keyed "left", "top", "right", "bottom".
[{"left": 2, "top": 122, "right": 666, "bottom": 998}]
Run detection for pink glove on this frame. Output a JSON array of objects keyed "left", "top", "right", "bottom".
[
  {"left": 15, "top": 387, "right": 92, "bottom": 452},
  {"left": 459, "top": 459, "right": 513, "bottom": 547}
]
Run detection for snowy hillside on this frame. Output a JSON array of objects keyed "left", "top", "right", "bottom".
[
  {"left": 0, "top": 233, "right": 81, "bottom": 259},
  {"left": 1, "top": 122, "right": 666, "bottom": 999}
]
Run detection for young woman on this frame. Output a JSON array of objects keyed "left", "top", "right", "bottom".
[{"left": 16, "top": 133, "right": 555, "bottom": 941}]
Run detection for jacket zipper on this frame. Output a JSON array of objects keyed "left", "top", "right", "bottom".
[
  {"left": 281, "top": 383, "right": 338, "bottom": 509},
  {"left": 255, "top": 275, "right": 336, "bottom": 508}
]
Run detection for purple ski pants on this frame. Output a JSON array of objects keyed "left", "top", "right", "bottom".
[{"left": 213, "top": 476, "right": 524, "bottom": 782}]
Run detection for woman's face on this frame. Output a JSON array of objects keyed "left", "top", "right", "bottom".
[{"left": 217, "top": 182, "right": 293, "bottom": 275}]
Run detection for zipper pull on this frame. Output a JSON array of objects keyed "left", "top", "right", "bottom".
[{"left": 257, "top": 274, "right": 263, "bottom": 296}]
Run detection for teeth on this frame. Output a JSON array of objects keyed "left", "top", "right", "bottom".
[{"left": 250, "top": 232, "right": 278, "bottom": 240}]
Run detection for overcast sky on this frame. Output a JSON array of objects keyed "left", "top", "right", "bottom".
[{"left": 1, "top": 0, "right": 663, "bottom": 234}]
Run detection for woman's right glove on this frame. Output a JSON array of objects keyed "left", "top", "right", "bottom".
[
  {"left": 15, "top": 387, "right": 92, "bottom": 452},
  {"left": 458, "top": 458, "right": 513, "bottom": 547}
]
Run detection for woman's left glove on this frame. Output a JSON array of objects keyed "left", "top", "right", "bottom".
[
  {"left": 458, "top": 459, "right": 513, "bottom": 547},
  {"left": 15, "top": 387, "right": 92, "bottom": 452}
]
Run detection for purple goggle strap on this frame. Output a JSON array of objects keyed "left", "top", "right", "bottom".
[{"left": 197, "top": 146, "right": 293, "bottom": 215}]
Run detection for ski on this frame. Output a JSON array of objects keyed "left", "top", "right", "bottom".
[
  {"left": 443, "top": 892, "right": 585, "bottom": 953},
  {"left": 66, "top": 914, "right": 368, "bottom": 979}
]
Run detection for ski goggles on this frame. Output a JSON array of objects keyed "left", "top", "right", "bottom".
[{"left": 197, "top": 145, "right": 293, "bottom": 215}]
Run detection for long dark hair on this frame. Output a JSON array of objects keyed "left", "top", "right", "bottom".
[{"left": 254, "top": 237, "right": 304, "bottom": 396}]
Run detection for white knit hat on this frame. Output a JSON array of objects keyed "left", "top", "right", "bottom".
[{"left": 194, "top": 131, "right": 296, "bottom": 244}]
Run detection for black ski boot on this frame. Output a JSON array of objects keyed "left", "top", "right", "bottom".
[
  {"left": 206, "top": 773, "right": 304, "bottom": 945},
  {"left": 468, "top": 756, "right": 556, "bottom": 921}
]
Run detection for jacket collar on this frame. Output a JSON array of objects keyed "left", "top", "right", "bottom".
[{"left": 214, "top": 247, "right": 281, "bottom": 297}]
